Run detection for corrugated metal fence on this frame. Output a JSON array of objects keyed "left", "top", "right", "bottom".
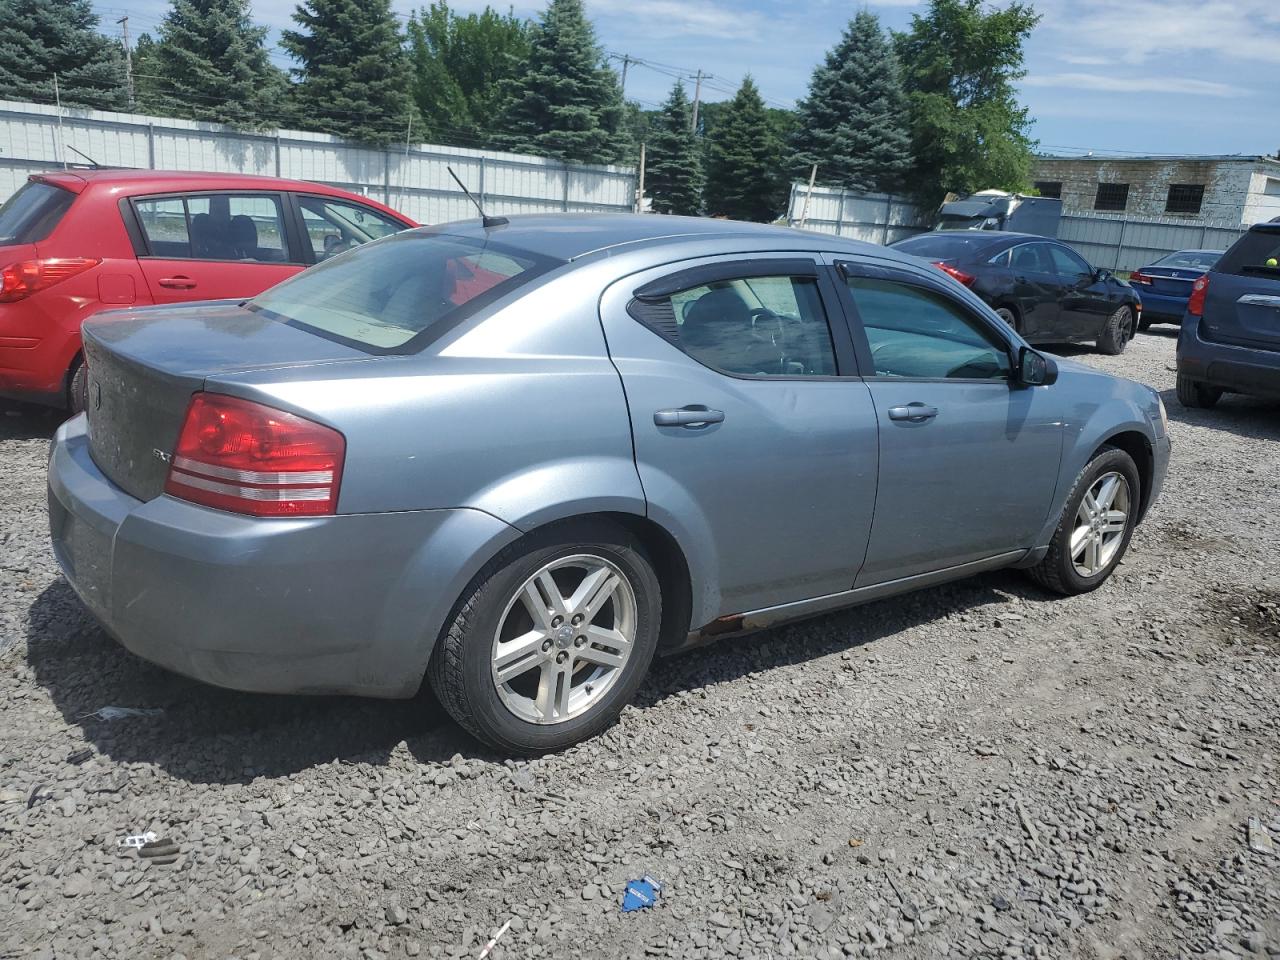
[
  {"left": 786, "top": 182, "right": 927, "bottom": 244},
  {"left": 0, "top": 100, "right": 638, "bottom": 222},
  {"left": 1057, "top": 214, "right": 1248, "bottom": 272}
]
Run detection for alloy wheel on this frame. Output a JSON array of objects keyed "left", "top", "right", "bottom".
[
  {"left": 490, "top": 554, "right": 637, "bottom": 725},
  {"left": 1071, "top": 471, "right": 1131, "bottom": 577}
]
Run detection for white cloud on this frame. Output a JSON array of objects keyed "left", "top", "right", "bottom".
[
  {"left": 586, "top": 0, "right": 766, "bottom": 40},
  {"left": 1022, "top": 72, "right": 1246, "bottom": 97}
]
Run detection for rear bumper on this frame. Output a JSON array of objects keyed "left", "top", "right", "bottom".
[
  {"left": 48, "top": 416, "right": 519, "bottom": 698},
  {"left": 1136, "top": 291, "right": 1188, "bottom": 322},
  {"left": 1177, "top": 314, "right": 1280, "bottom": 399}
]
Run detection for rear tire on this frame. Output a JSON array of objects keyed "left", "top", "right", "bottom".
[
  {"left": 428, "top": 519, "right": 662, "bottom": 755},
  {"left": 68, "top": 361, "right": 88, "bottom": 415},
  {"left": 1175, "top": 372, "right": 1222, "bottom": 409},
  {"left": 1027, "top": 445, "right": 1140, "bottom": 596},
  {"left": 1097, "top": 305, "right": 1134, "bottom": 355}
]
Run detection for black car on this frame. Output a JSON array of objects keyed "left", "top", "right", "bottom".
[{"left": 890, "top": 232, "right": 1142, "bottom": 354}]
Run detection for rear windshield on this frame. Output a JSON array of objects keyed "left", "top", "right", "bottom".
[
  {"left": 1153, "top": 250, "right": 1221, "bottom": 270},
  {"left": 248, "top": 232, "right": 558, "bottom": 352},
  {"left": 891, "top": 233, "right": 1002, "bottom": 259},
  {"left": 1216, "top": 228, "right": 1280, "bottom": 278},
  {"left": 0, "top": 181, "right": 75, "bottom": 245}
]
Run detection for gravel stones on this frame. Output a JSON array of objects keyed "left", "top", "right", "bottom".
[{"left": 2, "top": 337, "right": 1279, "bottom": 959}]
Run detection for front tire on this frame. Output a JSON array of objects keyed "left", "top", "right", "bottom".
[
  {"left": 995, "top": 306, "right": 1020, "bottom": 334},
  {"left": 1175, "top": 373, "right": 1222, "bottom": 409},
  {"left": 1027, "top": 445, "right": 1140, "bottom": 596},
  {"left": 1097, "top": 305, "right": 1134, "bottom": 355},
  {"left": 428, "top": 520, "right": 662, "bottom": 754}
]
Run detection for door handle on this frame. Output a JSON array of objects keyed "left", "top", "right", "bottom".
[
  {"left": 158, "top": 276, "right": 196, "bottom": 289},
  {"left": 888, "top": 403, "right": 938, "bottom": 422},
  {"left": 654, "top": 405, "right": 725, "bottom": 428}
]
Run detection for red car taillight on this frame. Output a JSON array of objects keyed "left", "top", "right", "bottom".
[
  {"left": 163, "top": 393, "right": 345, "bottom": 517},
  {"left": 1187, "top": 274, "right": 1210, "bottom": 317},
  {"left": 933, "top": 261, "right": 976, "bottom": 287},
  {"left": 1128, "top": 269, "right": 1152, "bottom": 285},
  {"left": 0, "top": 257, "right": 100, "bottom": 303}
]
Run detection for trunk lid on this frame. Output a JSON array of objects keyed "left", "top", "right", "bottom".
[
  {"left": 82, "top": 301, "right": 372, "bottom": 501},
  {"left": 1138, "top": 266, "right": 1202, "bottom": 296},
  {"left": 1200, "top": 226, "right": 1280, "bottom": 352}
]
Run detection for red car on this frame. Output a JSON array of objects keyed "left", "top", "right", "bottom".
[{"left": 0, "top": 170, "right": 416, "bottom": 410}]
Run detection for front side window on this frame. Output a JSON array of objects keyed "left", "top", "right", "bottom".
[
  {"left": 1046, "top": 244, "right": 1093, "bottom": 278},
  {"left": 135, "top": 193, "right": 289, "bottom": 262},
  {"left": 248, "top": 232, "right": 554, "bottom": 352},
  {"left": 633, "top": 274, "right": 837, "bottom": 377},
  {"left": 846, "top": 276, "right": 1011, "bottom": 381},
  {"left": 298, "top": 196, "right": 407, "bottom": 262}
]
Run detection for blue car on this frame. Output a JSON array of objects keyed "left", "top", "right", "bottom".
[
  {"left": 1129, "top": 249, "right": 1222, "bottom": 328},
  {"left": 1176, "top": 221, "right": 1280, "bottom": 407}
]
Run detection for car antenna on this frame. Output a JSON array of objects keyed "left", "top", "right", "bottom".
[
  {"left": 64, "top": 145, "right": 100, "bottom": 168},
  {"left": 447, "top": 166, "right": 508, "bottom": 228}
]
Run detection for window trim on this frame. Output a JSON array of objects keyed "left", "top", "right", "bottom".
[
  {"left": 832, "top": 258, "right": 1018, "bottom": 384},
  {"left": 124, "top": 190, "right": 305, "bottom": 265},
  {"left": 626, "top": 257, "right": 858, "bottom": 381}
]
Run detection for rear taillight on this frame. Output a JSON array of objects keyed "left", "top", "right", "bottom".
[
  {"left": 1187, "top": 274, "right": 1210, "bottom": 317},
  {"left": 1128, "top": 269, "right": 1152, "bottom": 285},
  {"left": 933, "top": 261, "right": 976, "bottom": 287},
  {"left": 0, "top": 258, "right": 100, "bottom": 303},
  {"left": 163, "top": 393, "right": 345, "bottom": 517}
]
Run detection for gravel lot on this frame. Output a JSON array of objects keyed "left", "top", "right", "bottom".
[{"left": 1, "top": 331, "right": 1278, "bottom": 960}]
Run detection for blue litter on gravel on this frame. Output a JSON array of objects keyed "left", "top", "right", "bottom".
[{"left": 621, "top": 876, "right": 662, "bottom": 912}]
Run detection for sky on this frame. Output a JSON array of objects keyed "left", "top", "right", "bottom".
[{"left": 90, "top": 0, "right": 1279, "bottom": 158}]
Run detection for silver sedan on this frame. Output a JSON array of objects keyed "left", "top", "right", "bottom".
[{"left": 48, "top": 215, "right": 1171, "bottom": 753}]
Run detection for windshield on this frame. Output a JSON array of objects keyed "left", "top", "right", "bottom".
[
  {"left": 0, "top": 181, "right": 75, "bottom": 245},
  {"left": 1153, "top": 250, "right": 1221, "bottom": 271},
  {"left": 1216, "top": 228, "right": 1280, "bottom": 279},
  {"left": 892, "top": 233, "right": 1002, "bottom": 258},
  {"left": 248, "top": 232, "right": 558, "bottom": 352}
]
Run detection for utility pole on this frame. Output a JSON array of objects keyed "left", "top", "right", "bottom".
[
  {"left": 635, "top": 142, "right": 646, "bottom": 213},
  {"left": 619, "top": 55, "right": 633, "bottom": 98},
  {"left": 798, "top": 164, "right": 817, "bottom": 228},
  {"left": 117, "top": 15, "right": 134, "bottom": 109},
  {"left": 689, "top": 70, "right": 703, "bottom": 134}
]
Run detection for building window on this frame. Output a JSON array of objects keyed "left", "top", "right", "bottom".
[
  {"left": 1034, "top": 181, "right": 1062, "bottom": 199},
  {"left": 1094, "top": 183, "right": 1129, "bottom": 212},
  {"left": 1165, "top": 184, "right": 1206, "bottom": 214}
]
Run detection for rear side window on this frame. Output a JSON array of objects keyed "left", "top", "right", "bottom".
[
  {"left": 248, "top": 232, "right": 555, "bottom": 352},
  {"left": 1216, "top": 229, "right": 1280, "bottom": 278},
  {"left": 847, "top": 276, "right": 1010, "bottom": 380},
  {"left": 0, "top": 181, "right": 74, "bottom": 244},
  {"left": 134, "top": 193, "right": 291, "bottom": 262},
  {"left": 631, "top": 274, "right": 837, "bottom": 377}
]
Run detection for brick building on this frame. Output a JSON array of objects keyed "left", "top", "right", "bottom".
[{"left": 1030, "top": 155, "right": 1280, "bottom": 226}]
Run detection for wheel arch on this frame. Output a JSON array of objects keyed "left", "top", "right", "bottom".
[{"left": 1094, "top": 429, "right": 1155, "bottom": 522}]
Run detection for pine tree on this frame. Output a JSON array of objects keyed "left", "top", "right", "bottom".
[
  {"left": 139, "top": 0, "right": 288, "bottom": 127},
  {"left": 499, "top": 0, "right": 628, "bottom": 165},
  {"left": 645, "top": 80, "right": 703, "bottom": 216},
  {"left": 0, "top": 0, "right": 126, "bottom": 110},
  {"left": 791, "top": 11, "right": 911, "bottom": 194},
  {"left": 406, "top": 2, "right": 529, "bottom": 147},
  {"left": 282, "top": 0, "right": 416, "bottom": 145},
  {"left": 703, "top": 77, "right": 786, "bottom": 222}
]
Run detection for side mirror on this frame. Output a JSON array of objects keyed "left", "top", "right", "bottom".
[
  {"left": 1094, "top": 268, "right": 1112, "bottom": 283},
  {"left": 1015, "top": 346, "right": 1058, "bottom": 387}
]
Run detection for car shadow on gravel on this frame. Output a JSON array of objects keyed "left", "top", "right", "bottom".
[
  {"left": 1158, "top": 388, "right": 1280, "bottom": 439},
  {"left": 27, "top": 567, "right": 1059, "bottom": 780},
  {"left": 24, "top": 580, "right": 485, "bottom": 784},
  {"left": 0, "top": 401, "right": 61, "bottom": 441}
]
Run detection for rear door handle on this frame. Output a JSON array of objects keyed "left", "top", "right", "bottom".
[
  {"left": 158, "top": 276, "right": 196, "bottom": 289},
  {"left": 888, "top": 403, "right": 938, "bottom": 422},
  {"left": 654, "top": 405, "right": 725, "bottom": 428}
]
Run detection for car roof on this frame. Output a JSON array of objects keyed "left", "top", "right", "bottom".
[
  {"left": 33, "top": 168, "right": 386, "bottom": 200},
  {"left": 424, "top": 213, "right": 899, "bottom": 263}
]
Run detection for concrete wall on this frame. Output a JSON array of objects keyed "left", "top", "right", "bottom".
[{"left": 1032, "top": 156, "right": 1280, "bottom": 226}]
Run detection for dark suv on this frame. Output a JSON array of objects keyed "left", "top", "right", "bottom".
[{"left": 1176, "top": 220, "right": 1280, "bottom": 408}]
